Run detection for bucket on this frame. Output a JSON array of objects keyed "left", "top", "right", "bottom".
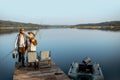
[
  {"left": 12, "top": 51, "right": 18, "bottom": 59},
  {"left": 82, "top": 57, "right": 91, "bottom": 65}
]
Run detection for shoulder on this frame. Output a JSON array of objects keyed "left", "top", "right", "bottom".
[
  {"left": 34, "top": 39, "right": 37, "bottom": 42},
  {"left": 23, "top": 33, "right": 27, "bottom": 36},
  {"left": 22, "top": 33, "right": 27, "bottom": 38},
  {"left": 33, "top": 39, "right": 37, "bottom": 45}
]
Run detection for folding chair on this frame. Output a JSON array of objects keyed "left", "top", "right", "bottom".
[{"left": 39, "top": 50, "right": 51, "bottom": 68}]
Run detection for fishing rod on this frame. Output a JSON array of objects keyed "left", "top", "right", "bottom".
[
  {"left": 35, "top": 28, "right": 41, "bottom": 39},
  {"left": 35, "top": 20, "right": 43, "bottom": 38},
  {"left": 0, "top": 50, "right": 14, "bottom": 63},
  {"left": 0, "top": 26, "right": 24, "bottom": 63},
  {"left": 35, "top": 27, "right": 40, "bottom": 37}
]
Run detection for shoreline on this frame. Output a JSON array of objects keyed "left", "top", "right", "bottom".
[
  {"left": 0, "top": 26, "right": 120, "bottom": 34},
  {"left": 70, "top": 26, "right": 120, "bottom": 31},
  {"left": 0, "top": 27, "right": 40, "bottom": 34}
]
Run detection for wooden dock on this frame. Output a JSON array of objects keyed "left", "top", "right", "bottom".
[{"left": 13, "top": 60, "right": 70, "bottom": 80}]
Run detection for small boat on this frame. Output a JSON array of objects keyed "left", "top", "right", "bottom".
[{"left": 68, "top": 57, "right": 104, "bottom": 80}]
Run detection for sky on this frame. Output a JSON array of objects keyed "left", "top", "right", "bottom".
[{"left": 0, "top": 0, "right": 120, "bottom": 25}]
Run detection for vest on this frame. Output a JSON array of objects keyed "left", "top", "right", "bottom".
[{"left": 17, "top": 33, "right": 27, "bottom": 47}]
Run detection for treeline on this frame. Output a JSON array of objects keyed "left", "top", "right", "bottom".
[
  {"left": 76, "top": 21, "right": 120, "bottom": 26},
  {"left": 70, "top": 21, "right": 120, "bottom": 31},
  {"left": 0, "top": 20, "right": 66, "bottom": 29},
  {"left": 0, "top": 20, "right": 48, "bottom": 34},
  {"left": 0, "top": 20, "right": 120, "bottom": 34},
  {"left": 0, "top": 20, "right": 70, "bottom": 34},
  {"left": 0, "top": 20, "right": 67, "bottom": 34},
  {"left": 0, "top": 20, "right": 42, "bottom": 28}
]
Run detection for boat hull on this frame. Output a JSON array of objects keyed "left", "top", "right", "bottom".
[{"left": 68, "top": 62, "right": 104, "bottom": 80}]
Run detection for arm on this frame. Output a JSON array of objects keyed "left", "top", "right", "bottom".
[{"left": 32, "top": 39, "right": 37, "bottom": 46}]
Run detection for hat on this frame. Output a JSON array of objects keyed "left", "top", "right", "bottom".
[{"left": 28, "top": 32, "right": 35, "bottom": 36}]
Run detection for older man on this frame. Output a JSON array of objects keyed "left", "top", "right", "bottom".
[{"left": 14, "top": 28, "right": 28, "bottom": 67}]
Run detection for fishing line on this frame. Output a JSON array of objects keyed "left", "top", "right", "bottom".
[{"left": 0, "top": 50, "right": 14, "bottom": 63}]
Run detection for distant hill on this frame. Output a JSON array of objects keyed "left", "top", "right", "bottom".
[
  {"left": 1, "top": 20, "right": 120, "bottom": 28},
  {"left": 0, "top": 20, "right": 120, "bottom": 33},
  {"left": 76, "top": 21, "right": 120, "bottom": 26},
  {"left": 70, "top": 21, "right": 120, "bottom": 31},
  {"left": 0, "top": 20, "right": 43, "bottom": 34},
  {"left": 0, "top": 20, "right": 42, "bottom": 28},
  {"left": 0, "top": 20, "right": 65, "bottom": 28},
  {"left": 0, "top": 20, "right": 64, "bottom": 33}
]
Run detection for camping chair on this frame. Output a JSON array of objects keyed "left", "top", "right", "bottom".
[{"left": 39, "top": 50, "right": 51, "bottom": 68}]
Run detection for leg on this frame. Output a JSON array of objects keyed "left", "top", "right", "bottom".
[
  {"left": 34, "top": 62, "right": 39, "bottom": 70},
  {"left": 21, "top": 47, "right": 26, "bottom": 67},
  {"left": 18, "top": 52, "right": 22, "bottom": 62},
  {"left": 21, "top": 53, "right": 25, "bottom": 66}
]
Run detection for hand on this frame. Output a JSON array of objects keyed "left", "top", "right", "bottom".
[
  {"left": 14, "top": 48, "right": 16, "bottom": 50},
  {"left": 32, "top": 39, "right": 35, "bottom": 42}
]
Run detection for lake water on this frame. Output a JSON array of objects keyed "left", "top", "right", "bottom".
[{"left": 0, "top": 28, "right": 120, "bottom": 80}]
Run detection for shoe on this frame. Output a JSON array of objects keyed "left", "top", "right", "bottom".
[{"left": 22, "top": 65, "right": 26, "bottom": 67}]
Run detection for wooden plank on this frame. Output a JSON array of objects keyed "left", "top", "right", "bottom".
[{"left": 13, "top": 60, "right": 70, "bottom": 80}]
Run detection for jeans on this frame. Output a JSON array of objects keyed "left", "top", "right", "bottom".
[{"left": 18, "top": 52, "right": 25, "bottom": 66}]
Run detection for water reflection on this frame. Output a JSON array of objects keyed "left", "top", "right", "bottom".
[{"left": 0, "top": 28, "right": 120, "bottom": 80}]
